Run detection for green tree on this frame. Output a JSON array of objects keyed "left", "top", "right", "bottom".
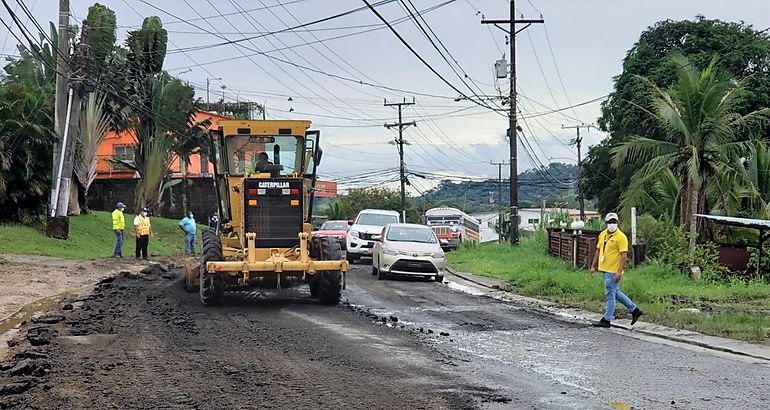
[
  {"left": 612, "top": 54, "right": 770, "bottom": 260},
  {"left": 117, "top": 17, "right": 202, "bottom": 212},
  {"left": 322, "top": 202, "right": 352, "bottom": 220},
  {"left": 0, "top": 47, "right": 56, "bottom": 221},
  {"left": 73, "top": 92, "right": 110, "bottom": 211},
  {"left": 70, "top": 3, "right": 118, "bottom": 213},
  {"left": 336, "top": 187, "right": 420, "bottom": 222},
  {"left": 584, "top": 18, "right": 770, "bottom": 214}
]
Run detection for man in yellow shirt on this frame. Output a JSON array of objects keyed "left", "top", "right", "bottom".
[
  {"left": 112, "top": 202, "right": 126, "bottom": 258},
  {"left": 134, "top": 207, "right": 153, "bottom": 260},
  {"left": 589, "top": 213, "right": 643, "bottom": 328}
]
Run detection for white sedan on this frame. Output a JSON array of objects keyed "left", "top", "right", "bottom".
[{"left": 371, "top": 223, "right": 446, "bottom": 282}]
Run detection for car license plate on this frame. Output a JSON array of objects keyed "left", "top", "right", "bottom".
[{"left": 362, "top": 249, "right": 372, "bottom": 255}]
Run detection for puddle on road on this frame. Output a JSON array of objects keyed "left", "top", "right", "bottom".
[
  {"left": 283, "top": 309, "right": 440, "bottom": 371},
  {"left": 444, "top": 280, "right": 487, "bottom": 296},
  {"left": 0, "top": 284, "right": 94, "bottom": 359}
]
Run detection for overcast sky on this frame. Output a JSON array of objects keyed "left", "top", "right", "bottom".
[{"left": 2, "top": 0, "right": 768, "bottom": 193}]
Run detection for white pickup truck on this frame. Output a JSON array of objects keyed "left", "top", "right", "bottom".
[{"left": 345, "top": 209, "right": 401, "bottom": 263}]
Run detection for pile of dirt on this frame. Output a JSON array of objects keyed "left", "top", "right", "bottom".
[{"left": 0, "top": 263, "right": 179, "bottom": 409}]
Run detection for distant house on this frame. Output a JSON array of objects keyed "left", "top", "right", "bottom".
[
  {"left": 519, "top": 208, "right": 600, "bottom": 231},
  {"left": 95, "top": 110, "right": 231, "bottom": 180},
  {"left": 470, "top": 212, "right": 500, "bottom": 242}
]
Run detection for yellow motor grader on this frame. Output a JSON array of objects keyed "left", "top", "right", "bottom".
[{"left": 184, "top": 119, "right": 348, "bottom": 305}]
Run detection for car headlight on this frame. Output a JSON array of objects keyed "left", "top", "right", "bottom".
[
  {"left": 431, "top": 250, "right": 445, "bottom": 258},
  {"left": 349, "top": 231, "right": 359, "bottom": 238},
  {"left": 383, "top": 246, "right": 398, "bottom": 256}
]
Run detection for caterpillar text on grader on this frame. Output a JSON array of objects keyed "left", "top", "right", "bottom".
[{"left": 184, "top": 119, "right": 348, "bottom": 305}]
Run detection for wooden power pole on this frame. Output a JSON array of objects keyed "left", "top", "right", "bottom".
[
  {"left": 561, "top": 123, "right": 593, "bottom": 222},
  {"left": 384, "top": 98, "right": 415, "bottom": 222},
  {"left": 490, "top": 160, "right": 509, "bottom": 242},
  {"left": 482, "top": 1, "right": 543, "bottom": 245}
]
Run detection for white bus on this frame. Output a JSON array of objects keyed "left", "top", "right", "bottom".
[{"left": 424, "top": 207, "right": 480, "bottom": 249}]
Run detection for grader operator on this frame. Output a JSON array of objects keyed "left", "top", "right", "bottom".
[{"left": 185, "top": 119, "right": 347, "bottom": 305}]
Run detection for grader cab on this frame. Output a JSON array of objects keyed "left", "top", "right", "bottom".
[{"left": 185, "top": 119, "right": 348, "bottom": 305}]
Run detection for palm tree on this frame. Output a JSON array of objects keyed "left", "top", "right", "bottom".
[
  {"left": 612, "top": 54, "right": 770, "bottom": 262},
  {"left": 73, "top": 92, "right": 110, "bottom": 213},
  {"left": 0, "top": 43, "right": 56, "bottom": 221}
]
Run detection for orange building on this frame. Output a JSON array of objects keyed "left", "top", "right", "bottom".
[
  {"left": 94, "top": 112, "right": 337, "bottom": 199},
  {"left": 95, "top": 110, "right": 231, "bottom": 179}
]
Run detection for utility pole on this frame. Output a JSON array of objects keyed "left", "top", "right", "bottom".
[
  {"left": 206, "top": 77, "right": 221, "bottom": 111},
  {"left": 482, "top": 1, "right": 543, "bottom": 245},
  {"left": 384, "top": 98, "right": 416, "bottom": 222},
  {"left": 490, "top": 160, "right": 509, "bottom": 242},
  {"left": 48, "top": 0, "right": 70, "bottom": 231},
  {"left": 561, "top": 123, "right": 593, "bottom": 221}
]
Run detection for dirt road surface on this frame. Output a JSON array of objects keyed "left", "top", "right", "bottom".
[{"left": 1, "top": 262, "right": 769, "bottom": 409}]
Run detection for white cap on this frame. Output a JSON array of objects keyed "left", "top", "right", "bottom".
[{"left": 605, "top": 212, "right": 619, "bottom": 222}]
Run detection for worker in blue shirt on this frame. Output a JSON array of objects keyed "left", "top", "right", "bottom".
[{"left": 179, "top": 212, "right": 197, "bottom": 255}]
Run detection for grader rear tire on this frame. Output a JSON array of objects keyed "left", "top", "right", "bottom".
[
  {"left": 317, "top": 237, "right": 342, "bottom": 305},
  {"left": 199, "top": 230, "right": 224, "bottom": 306}
]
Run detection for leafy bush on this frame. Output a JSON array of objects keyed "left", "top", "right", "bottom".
[
  {"left": 584, "top": 218, "right": 604, "bottom": 231},
  {"left": 748, "top": 244, "right": 770, "bottom": 278},
  {"left": 637, "top": 213, "right": 727, "bottom": 278},
  {"left": 637, "top": 214, "right": 681, "bottom": 259}
]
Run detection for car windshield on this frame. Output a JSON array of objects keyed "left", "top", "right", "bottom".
[
  {"left": 356, "top": 213, "right": 398, "bottom": 226},
  {"left": 386, "top": 226, "right": 437, "bottom": 244},
  {"left": 321, "top": 222, "right": 347, "bottom": 231}
]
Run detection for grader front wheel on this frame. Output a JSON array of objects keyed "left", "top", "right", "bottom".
[
  {"left": 199, "top": 228, "right": 225, "bottom": 306},
  {"left": 316, "top": 237, "right": 343, "bottom": 305}
]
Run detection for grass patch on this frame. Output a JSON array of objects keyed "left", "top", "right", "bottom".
[
  {"left": 0, "top": 211, "right": 202, "bottom": 260},
  {"left": 448, "top": 235, "right": 770, "bottom": 342}
]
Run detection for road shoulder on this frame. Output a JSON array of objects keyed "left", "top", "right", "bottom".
[{"left": 446, "top": 268, "right": 770, "bottom": 362}]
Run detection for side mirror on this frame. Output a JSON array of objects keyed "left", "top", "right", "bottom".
[
  {"left": 372, "top": 234, "right": 382, "bottom": 241},
  {"left": 315, "top": 147, "right": 323, "bottom": 166},
  {"left": 348, "top": 220, "right": 354, "bottom": 226}
]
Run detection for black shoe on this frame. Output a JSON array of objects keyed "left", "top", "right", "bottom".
[
  {"left": 631, "top": 308, "right": 643, "bottom": 325},
  {"left": 592, "top": 318, "right": 611, "bottom": 328}
]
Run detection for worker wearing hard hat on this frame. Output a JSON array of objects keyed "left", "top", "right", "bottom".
[{"left": 112, "top": 202, "right": 126, "bottom": 258}]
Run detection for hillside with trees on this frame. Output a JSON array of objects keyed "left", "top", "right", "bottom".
[{"left": 415, "top": 163, "right": 578, "bottom": 212}]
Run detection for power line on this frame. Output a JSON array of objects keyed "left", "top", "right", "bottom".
[
  {"left": 362, "top": 0, "right": 502, "bottom": 113},
  {"left": 542, "top": 23, "right": 580, "bottom": 120},
  {"left": 135, "top": 0, "right": 400, "bottom": 54},
  {"left": 398, "top": 0, "right": 497, "bottom": 109},
  {"left": 137, "top": 0, "right": 465, "bottom": 101}
]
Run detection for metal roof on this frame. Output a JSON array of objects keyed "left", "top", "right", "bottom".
[{"left": 695, "top": 214, "right": 770, "bottom": 230}]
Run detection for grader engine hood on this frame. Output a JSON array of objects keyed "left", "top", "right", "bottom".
[{"left": 243, "top": 178, "right": 304, "bottom": 248}]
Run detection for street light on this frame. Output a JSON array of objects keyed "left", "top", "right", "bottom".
[{"left": 206, "top": 77, "right": 222, "bottom": 110}]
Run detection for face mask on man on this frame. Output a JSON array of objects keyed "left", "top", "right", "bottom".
[
  {"left": 607, "top": 223, "right": 618, "bottom": 233},
  {"left": 141, "top": 211, "right": 148, "bottom": 217},
  {"left": 188, "top": 213, "right": 194, "bottom": 219}
]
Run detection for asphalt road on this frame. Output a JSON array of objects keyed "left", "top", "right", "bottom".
[{"left": 1, "top": 261, "right": 769, "bottom": 409}]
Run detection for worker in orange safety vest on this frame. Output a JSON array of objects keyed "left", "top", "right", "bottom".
[{"left": 134, "top": 207, "right": 154, "bottom": 260}]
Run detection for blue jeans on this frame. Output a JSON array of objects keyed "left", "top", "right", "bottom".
[
  {"left": 113, "top": 230, "right": 124, "bottom": 256},
  {"left": 603, "top": 272, "right": 637, "bottom": 321},
  {"left": 184, "top": 233, "right": 196, "bottom": 254}
]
